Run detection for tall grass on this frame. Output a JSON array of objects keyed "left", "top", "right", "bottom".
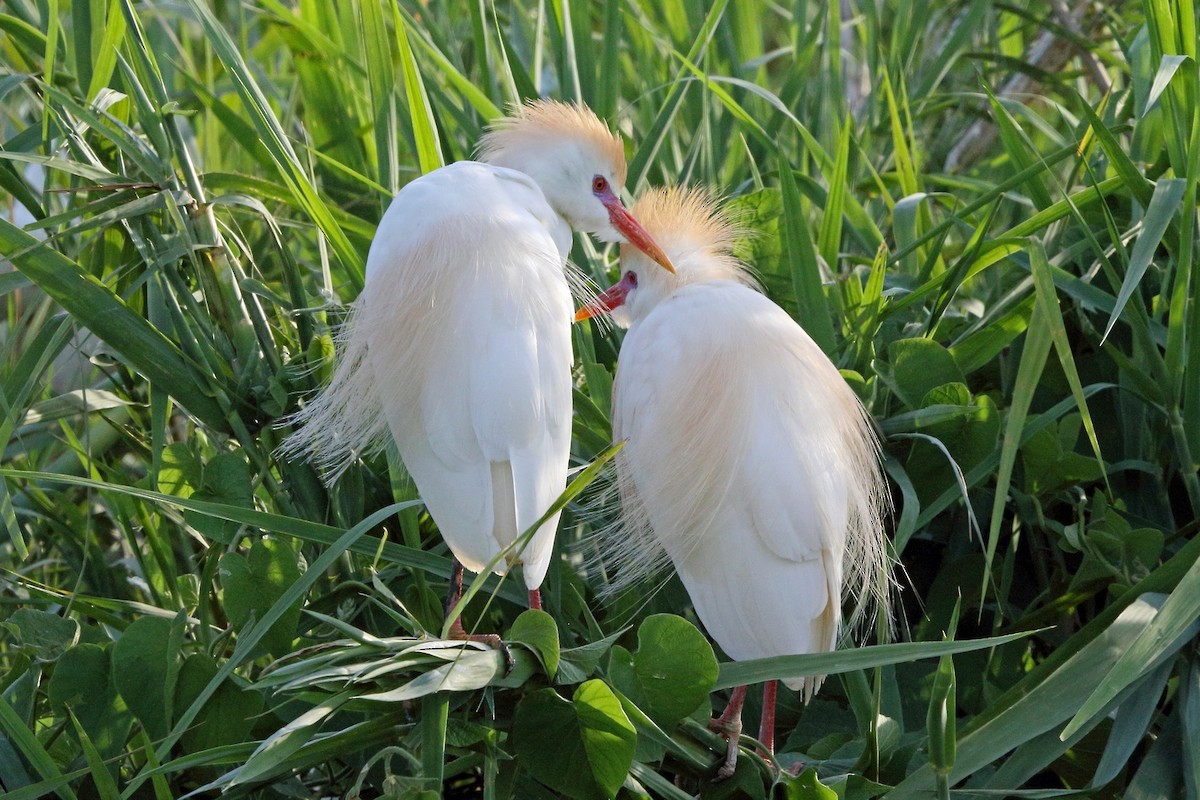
[{"left": 1, "top": 0, "right": 1198, "bottom": 797}]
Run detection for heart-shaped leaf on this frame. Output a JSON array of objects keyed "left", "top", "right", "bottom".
[
  {"left": 508, "top": 608, "right": 560, "bottom": 678},
  {"left": 219, "top": 537, "right": 303, "bottom": 658},
  {"left": 513, "top": 679, "right": 636, "bottom": 800},
  {"left": 609, "top": 614, "right": 717, "bottom": 727},
  {"left": 112, "top": 616, "right": 182, "bottom": 740}
]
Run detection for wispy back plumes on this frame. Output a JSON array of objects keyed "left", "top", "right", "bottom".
[{"left": 276, "top": 299, "right": 389, "bottom": 481}]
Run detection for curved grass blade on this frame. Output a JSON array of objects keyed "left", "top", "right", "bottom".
[
  {"left": 1101, "top": 178, "right": 1186, "bottom": 343},
  {"left": 1028, "top": 241, "right": 1108, "bottom": 493},
  {"left": 980, "top": 297, "right": 1052, "bottom": 609},
  {"left": 714, "top": 629, "right": 1036, "bottom": 689},
  {"left": 1062, "top": 560, "right": 1200, "bottom": 740}
]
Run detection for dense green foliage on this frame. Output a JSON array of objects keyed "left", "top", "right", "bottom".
[{"left": 2, "top": 0, "right": 1199, "bottom": 797}]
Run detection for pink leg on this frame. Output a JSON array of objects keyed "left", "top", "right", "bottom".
[
  {"left": 444, "top": 559, "right": 502, "bottom": 648},
  {"left": 528, "top": 588, "right": 543, "bottom": 610},
  {"left": 758, "top": 680, "right": 777, "bottom": 756},
  {"left": 708, "top": 685, "right": 748, "bottom": 779}
]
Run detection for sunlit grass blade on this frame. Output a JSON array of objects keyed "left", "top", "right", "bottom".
[
  {"left": 816, "top": 114, "right": 850, "bottom": 275},
  {"left": 626, "top": 0, "right": 729, "bottom": 189},
  {"left": 983, "top": 84, "right": 1052, "bottom": 210},
  {"left": 396, "top": 12, "right": 444, "bottom": 175}
]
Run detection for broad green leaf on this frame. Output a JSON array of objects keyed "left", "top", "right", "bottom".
[
  {"left": 508, "top": 608, "right": 561, "bottom": 678},
  {"left": 513, "top": 680, "right": 636, "bottom": 800},
  {"left": 573, "top": 680, "right": 638, "bottom": 799},
  {"left": 3, "top": 609, "right": 79, "bottom": 661},
  {"left": 219, "top": 538, "right": 304, "bottom": 659},
  {"left": 46, "top": 644, "right": 130, "bottom": 761},
  {"left": 172, "top": 654, "right": 264, "bottom": 754},
  {"left": 609, "top": 614, "right": 717, "bottom": 727},
  {"left": 112, "top": 616, "right": 181, "bottom": 740},
  {"left": 886, "top": 338, "right": 966, "bottom": 410},
  {"left": 783, "top": 768, "right": 838, "bottom": 800}
]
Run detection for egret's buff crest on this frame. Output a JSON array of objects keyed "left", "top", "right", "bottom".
[
  {"left": 619, "top": 187, "right": 750, "bottom": 286},
  {"left": 477, "top": 100, "right": 628, "bottom": 185},
  {"left": 594, "top": 187, "right": 895, "bottom": 694}
]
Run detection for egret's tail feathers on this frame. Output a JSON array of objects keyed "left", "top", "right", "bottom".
[
  {"left": 839, "top": 404, "right": 898, "bottom": 646},
  {"left": 277, "top": 299, "right": 389, "bottom": 483}
]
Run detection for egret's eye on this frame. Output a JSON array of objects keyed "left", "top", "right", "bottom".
[
  {"left": 624, "top": 270, "right": 638, "bottom": 287},
  {"left": 592, "top": 175, "right": 609, "bottom": 194}
]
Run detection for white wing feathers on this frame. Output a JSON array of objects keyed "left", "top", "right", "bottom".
[
  {"left": 284, "top": 161, "right": 572, "bottom": 589},
  {"left": 611, "top": 282, "right": 882, "bottom": 691}
]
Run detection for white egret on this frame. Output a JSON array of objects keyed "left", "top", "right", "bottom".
[
  {"left": 577, "top": 187, "right": 891, "bottom": 776},
  {"left": 282, "top": 100, "right": 674, "bottom": 634}
]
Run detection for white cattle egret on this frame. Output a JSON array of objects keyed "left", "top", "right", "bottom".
[
  {"left": 282, "top": 100, "right": 674, "bottom": 634},
  {"left": 577, "top": 187, "right": 891, "bottom": 776}
]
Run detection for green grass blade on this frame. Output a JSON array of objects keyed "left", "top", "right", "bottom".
[
  {"left": 816, "top": 114, "right": 850, "bottom": 280},
  {"left": 1101, "top": 178, "right": 1186, "bottom": 343},
  {"left": 1028, "top": 241, "right": 1108, "bottom": 492},
  {"left": 715, "top": 630, "right": 1037, "bottom": 689},
  {"left": 396, "top": 13, "right": 445, "bottom": 174},
  {"left": 0, "top": 694, "right": 79, "bottom": 800},
  {"left": 1062, "top": 564, "right": 1200, "bottom": 740},
  {"left": 626, "top": 0, "right": 729, "bottom": 188},
  {"left": 778, "top": 156, "right": 835, "bottom": 354},
  {"left": 981, "top": 297, "right": 1053, "bottom": 609},
  {"left": 67, "top": 710, "right": 120, "bottom": 800}
]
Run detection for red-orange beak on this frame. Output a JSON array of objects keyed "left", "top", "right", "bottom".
[
  {"left": 574, "top": 272, "right": 636, "bottom": 322},
  {"left": 599, "top": 192, "right": 675, "bottom": 274}
]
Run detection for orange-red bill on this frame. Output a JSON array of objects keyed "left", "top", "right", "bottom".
[
  {"left": 574, "top": 280, "right": 631, "bottom": 323},
  {"left": 601, "top": 195, "right": 675, "bottom": 273}
]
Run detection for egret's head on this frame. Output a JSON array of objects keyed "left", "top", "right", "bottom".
[
  {"left": 477, "top": 100, "right": 673, "bottom": 272},
  {"left": 575, "top": 187, "right": 752, "bottom": 327}
]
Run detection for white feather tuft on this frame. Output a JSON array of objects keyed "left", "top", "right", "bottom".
[{"left": 276, "top": 299, "right": 389, "bottom": 481}]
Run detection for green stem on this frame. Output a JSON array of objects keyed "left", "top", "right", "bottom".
[{"left": 421, "top": 693, "right": 448, "bottom": 792}]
